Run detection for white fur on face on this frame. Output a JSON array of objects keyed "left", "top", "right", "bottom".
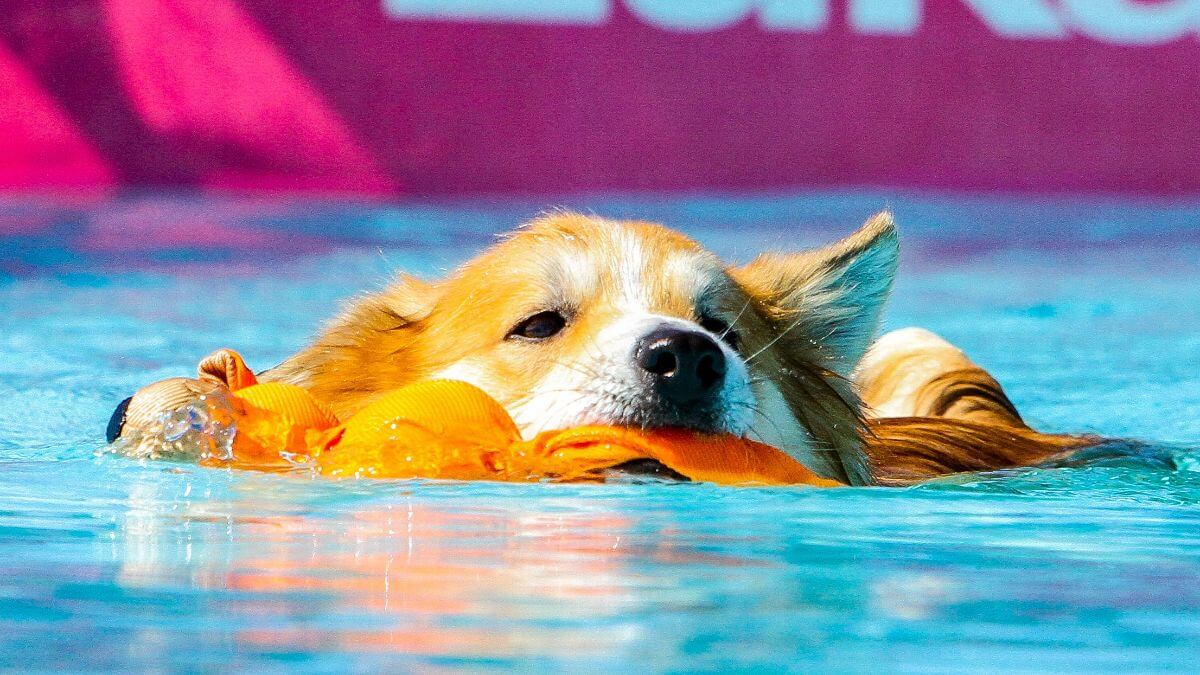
[
  {"left": 432, "top": 226, "right": 759, "bottom": 438},
  {"left": 511, "top": 229, "right": 756, "bottom": 437},
  {"left": 611, "top": 223, "right": 651, "bottom": 311},
  {"left": 505, "top": 313, "right": 756, "bottom": 438}
]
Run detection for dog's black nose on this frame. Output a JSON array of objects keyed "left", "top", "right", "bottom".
[{"left": 636, "top": 327, "right": 726, "bottom": 403}]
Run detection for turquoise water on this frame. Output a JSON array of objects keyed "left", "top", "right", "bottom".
[{"left": 2, "top": 192, "right": 1199, "bottom": 671}]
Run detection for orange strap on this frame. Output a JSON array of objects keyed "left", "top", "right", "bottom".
[{"left": 528, "top": 426, "right": 843, "bottom": 487}]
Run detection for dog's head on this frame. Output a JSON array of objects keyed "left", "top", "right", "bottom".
[{"left": 272, "top": 211, "right": 898, "bottom": 484}]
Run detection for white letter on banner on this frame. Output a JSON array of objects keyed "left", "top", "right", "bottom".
[
  {"left": 627, "top": 0, "right": 828, "bottom": 32},
  {"left": 383, "top": 0, "right": 608, "bottom": 24},
  {"left": 1060, "top": 0, "right": 1200, "bottom": 45},
  {"left": 849, "top": 0, "right": 920, "bottom": 33},
  {"left": 624, "top": 0, "right": 754, "bottom": 31},
  {"left": 760, "top": 0, "right": 830, "bottom": 31},
  {"left": 849, "top": 0, "right": 1065, "bottom": 38}
]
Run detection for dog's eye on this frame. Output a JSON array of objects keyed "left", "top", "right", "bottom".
[
  {"left": 700, "top": 315, "right": 739, "bottom": 350},
  {"left": 508, "top": 310, "right": 567, "bottom": 341}
]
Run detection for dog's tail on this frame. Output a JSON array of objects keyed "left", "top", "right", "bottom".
[
  {"left": 863, "top": 417, "right": 1096, "bottom": 485},
  {"left": 856, "top": 328, "right": 1098, "bottom": 484}
]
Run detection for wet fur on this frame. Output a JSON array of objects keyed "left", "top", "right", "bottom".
[
  {"left": 264, "top": 212, "right": 1096, "bottom": 486},
  {"left": 865, "top": 417, "right": 1094, "bottom": 485},
  {"left": 856, "top": 327, "right": 1097, "bottom": 484}
]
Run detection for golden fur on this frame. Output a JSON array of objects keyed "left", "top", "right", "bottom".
[
  {"left": 855, "top": 327, "right": 1096, "bottom": 484},
  {"left": 263, "top": 212, "right": 1095, "bottom": 486},
  {"left": 865, "top": 417, "right": 1094, "bottom": 485}
]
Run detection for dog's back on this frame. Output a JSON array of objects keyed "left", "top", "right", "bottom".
[{"left": 857, "top": 328, "right": 1097, "bottom": 484}]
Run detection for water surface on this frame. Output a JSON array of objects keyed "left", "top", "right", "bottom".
[{"left": 1, "top": 191, "right": 1198, "bottom": 671}]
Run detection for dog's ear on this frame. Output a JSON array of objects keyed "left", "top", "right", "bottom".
[
  {"left": 372, "top": 273, "right": 440, "bottom": 325},
  {"left": 261, "top": 274, "right": 441, "bottom": 413},
  {"left": 734, "top": 211, "right": 898, "bottom": 374},
  {"left": 310, "top": 273, "right": 440, "bottom": 347}
]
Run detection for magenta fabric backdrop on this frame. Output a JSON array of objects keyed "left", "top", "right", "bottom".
[{"left": 0, "top": 0, "right": 1197, "bottom": 196}]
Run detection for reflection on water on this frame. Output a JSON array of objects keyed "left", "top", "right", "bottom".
[
  {"left": 110, "top": 466, "right": 784, "bottom": 666},
  {"left": 37, "top": 455, "right": 1188, "bottom": 671},
  {"left": 124, "top": 484, "right": 630, "bottom": 659}
]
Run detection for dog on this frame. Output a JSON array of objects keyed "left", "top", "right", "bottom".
[{"left": 262, "top": 211, "right": 1096, "bottom": 486}]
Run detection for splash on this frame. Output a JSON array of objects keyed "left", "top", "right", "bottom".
[{"left": 104, "top": 389, "right": 238, "bottom": 463}]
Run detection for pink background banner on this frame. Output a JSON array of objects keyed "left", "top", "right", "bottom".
[{"left": 0, "top": 0, "right": 1197, "bottom": 196}]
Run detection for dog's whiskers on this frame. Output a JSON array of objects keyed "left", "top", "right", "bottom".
[
  {"left": 744, "top": 311, "right": 811, "bottom": 365},
  {"left": 720, "top": 298, "right": 753, "bottom": 342}
]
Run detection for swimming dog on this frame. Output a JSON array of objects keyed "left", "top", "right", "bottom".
[{"left": 263, "top": 211, "right": 1094, "bottom": 485}]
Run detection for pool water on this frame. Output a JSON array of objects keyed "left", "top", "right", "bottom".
[{"left": 2, "top": 191, "right": 1198, "bottom": 671}]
